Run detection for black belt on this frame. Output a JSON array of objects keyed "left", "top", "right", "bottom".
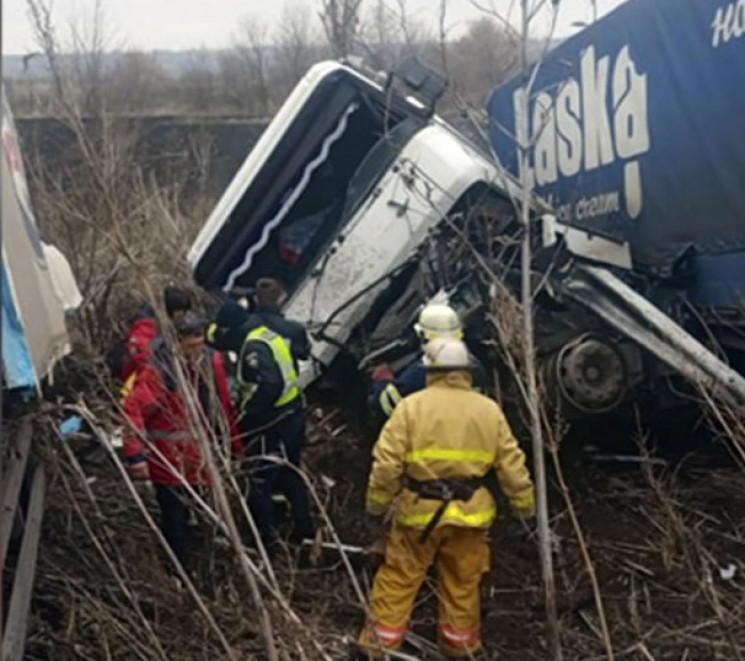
[{"left": 404, "top": 475, "right": 488, "bottom": 543}]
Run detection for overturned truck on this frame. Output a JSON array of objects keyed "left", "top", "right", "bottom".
[{"left": 189, "top": 0, "right": 745, "bottom": 424}]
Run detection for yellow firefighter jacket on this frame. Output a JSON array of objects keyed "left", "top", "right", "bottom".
[{"left": 366, "top": 371, "right": 535, "bottom": 529}]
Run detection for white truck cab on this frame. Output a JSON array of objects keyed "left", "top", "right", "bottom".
[{"left": 188, "top": 59, "right": 523, "bottom": 386}]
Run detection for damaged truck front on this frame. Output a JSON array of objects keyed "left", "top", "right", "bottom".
[
  {"left": 190, "top": 0, "right": 745, "bottom": 424},
  {"left": 188, "top": 60, "right": 529, "bottom": 402}
]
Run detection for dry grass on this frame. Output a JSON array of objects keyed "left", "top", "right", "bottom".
[{"left": 16, "top": 393, "right": 745, "bottom": 660}]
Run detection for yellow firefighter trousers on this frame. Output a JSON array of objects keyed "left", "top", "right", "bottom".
[{"left": 359, "top": 524, "right": 490, "bottom": 658}]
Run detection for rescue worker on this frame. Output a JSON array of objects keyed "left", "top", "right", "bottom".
[
  {"left": 248, "top": 278, "right": 311, "bottom": 522},
  {"left": 207, "top": 300, "right": 315, "bottom": 549},
  {"left": 113, "top": 285, "right": 193, "bottom": 386},
  {"left": 123, "top": 314, "right": 239, "bottom": 567},
  {"left": 371, "top": 303, "right": 484, "bottom": 419},
  {"left": 359, "top": 337, "right": 535, "bottom": 658},
  {"left": 251, "top": 277, "right": 310, "bottom": 369}
]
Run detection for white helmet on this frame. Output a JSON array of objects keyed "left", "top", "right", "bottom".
[
  {"left": 414, "top": 304, "right": 463, "bottom": 341},
  {"left": 422, "top": 337, "right": 470, "bottom": 370}
]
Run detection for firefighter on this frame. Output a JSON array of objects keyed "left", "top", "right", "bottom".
[
  {"left": 207, "top": 300, "right": 315, "bottom": 549},
  {"left": 370, "top": 303, "right": 484, "bottom": 419},
  {"left": 359, "top": 337, "right": 535, "bottom": 658},
  {"left": 123, "top": 315, "right": 239, "bottom": 567}
]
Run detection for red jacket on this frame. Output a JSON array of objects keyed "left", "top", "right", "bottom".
[
  {"left": 122, "top": 349, "right": 240, "bottom": 485},
  {"left": 121, "top": 317, "right": 159, "bottom": 382}
]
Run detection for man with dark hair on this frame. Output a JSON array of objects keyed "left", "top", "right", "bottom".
[
  {"left": 122, "top": 314, "right": 239, "bottom": 567},
  {"left": 207, "top": 297, "right": 315, "bottom": 550},
  {"left": 163, "top": 285, "right": 192, "bottom": 323}
]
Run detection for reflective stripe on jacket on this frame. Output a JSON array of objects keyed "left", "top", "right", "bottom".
[
  {"left": 366, "top": 371, "right": 535, "bottom": 529},
  {"left": 237, "top": 325, "right": 300, "bottom": 409},
  {"left": 372, "top": 357, "right": 486, "bottom": 419},
  {"left": 373, "top": 360, "right": 426, "bottom": 418},
  {"left": 378, "top": 382, "right": 403, "bottom": 416},
  {"left": 122, "top": 350, "right": 240, "bottom": 485}
]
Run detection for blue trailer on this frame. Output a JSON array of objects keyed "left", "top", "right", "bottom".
[{"left": 488, "top": 0, "right": 745, "bottom": 313}]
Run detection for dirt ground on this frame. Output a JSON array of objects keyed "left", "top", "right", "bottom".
[{"left": 8, "top": 403, "right": 745, "bottom": 660}]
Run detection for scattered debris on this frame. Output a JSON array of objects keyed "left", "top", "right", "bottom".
[
  {"left": 58, "top": 415, "right": 83, "bottom": 439},
  {"left": 321, "top": 474, "right": 337, "bottom": 489},
  {"left": 330, "top": 424, "right": 348, "bottom": 438},
  {"left": 586, "top": 453, "right": 668, "bottom": 467},
  {"left": 14, "top": 409, "right": 745, "bottom": 660},
  {"left": 301, "top": 539, "right": 366, "bottom": 555},
  {"left": 719, "top": 564, "right": 737, "bottom": 581},
  {"left": 623, "top": 559, "right": 656, "bottom": 578}
]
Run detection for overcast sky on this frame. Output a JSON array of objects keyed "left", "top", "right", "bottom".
[{"left": 3, "top": 0, "right": 627, "bottom": 55}]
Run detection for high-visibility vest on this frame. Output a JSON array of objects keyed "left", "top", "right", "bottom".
[
  {"left": 378, "top": 382, "right": 403, "bottom": 417},
  {"left": 237, "top": 325, "right": 300, "bottom": 410}
]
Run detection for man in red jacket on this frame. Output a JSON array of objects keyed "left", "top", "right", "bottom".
[{"left": 122, "top": 315, "right": 239, "bottom": 567}]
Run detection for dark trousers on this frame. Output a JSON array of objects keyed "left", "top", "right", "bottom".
[
  {"left": 245, "top": 407, "right": 314, "bottom": 545},
  {"left": 155, "top": 484, "right": 194, "bottom": 567}
]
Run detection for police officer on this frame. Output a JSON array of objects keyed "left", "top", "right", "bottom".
[
  {"left": 207, "top": 300, "right": 315, "bottom": 549},
  {"left": 251, "top": 278, "right": 310, "bottom": 370}
]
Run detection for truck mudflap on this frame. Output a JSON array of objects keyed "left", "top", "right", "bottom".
[{"left": 559, "top": 263, "right": 745, "bottom": 405}]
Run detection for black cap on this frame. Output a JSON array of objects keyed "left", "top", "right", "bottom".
[
  {"left": 163, "top": 286, "right": 192, "bottom": 318},
  {"left": 175, "top": 314, "right": 207, "bottom": 337},
  {"left": 215, "top": 300, "right": 249, "bottom": 330}
]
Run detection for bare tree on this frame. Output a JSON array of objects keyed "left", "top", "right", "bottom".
[
  {"left": 358, "top": 0, "right": 438, "bottom": 72},
  {"left": 363, "top": 0, "right": 399, "bottom": 69},
  {"left": 25, "top": 0, "right": 115, "bottom": 117},
  {"left": 516, "top": 1, "right": 562, "bottom": 658},
  {"left": 319, "top": 0, "right": 363, "bottom": 58},
  {"left": 231, "top": 17, "right": 272, "bottom": 116},
  {"left": 275, "top": 3, "right": 322, "bottom": 94},
  {"left": 179, "top": 50, "right": 220, "bottom": 113},
  {"left": 104, "top": 51, "right": 168, "bottom": 113},
  {"left": 447, "top": 17, "right": 519, "bottom": 107},
  {"left": 67, "top": 0, "right": 110, "bottom": 116},
  {"left": 457, "top": 1, "right": 571, "bottom": 659},
  {"left": 22, "top": 0, "right": 198, "bottom": 348}
]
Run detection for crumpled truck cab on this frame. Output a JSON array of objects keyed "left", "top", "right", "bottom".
[{"left": 188, "top": 60, "right": 523, "bottom": 388}]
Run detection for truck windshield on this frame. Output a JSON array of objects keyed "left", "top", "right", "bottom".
[{"left": 217, "top": 88, "right": 423, "bottom": 294}]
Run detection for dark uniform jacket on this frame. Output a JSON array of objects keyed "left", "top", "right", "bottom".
[
  {"left": 247, "top": 306, "right": 310, "bottom": 369},
  {"left": 236, "top": 340, "right": 288, "bottom": 429},
  {"left": 372, "top": 356, "right": 487, "bottom": 420}
]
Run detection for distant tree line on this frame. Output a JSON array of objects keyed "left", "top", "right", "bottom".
[{"left": 7, "top": 0, "right": 519, "bottom": 119}]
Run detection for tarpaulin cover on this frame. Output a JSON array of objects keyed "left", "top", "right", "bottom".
[
  {"left": 1, "top": 263, "right": 37, "bottom": 390},
  {"left": 488, "top": 0, "right": 745, "bottom": 286},
  {"left": 2, "top": 87, "right": 74, "bottom": 390}
]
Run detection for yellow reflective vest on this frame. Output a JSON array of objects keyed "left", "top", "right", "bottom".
[
  {"left": 237, "top": 325, "right": 300, "bottom": 409},
  {"left": 366, "top": 371, "right": 535, "bottom": 529}
]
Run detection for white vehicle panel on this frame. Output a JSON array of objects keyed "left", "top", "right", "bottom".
[{"left": 285, "top": 124, "right": 501, "bottom": 379}]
